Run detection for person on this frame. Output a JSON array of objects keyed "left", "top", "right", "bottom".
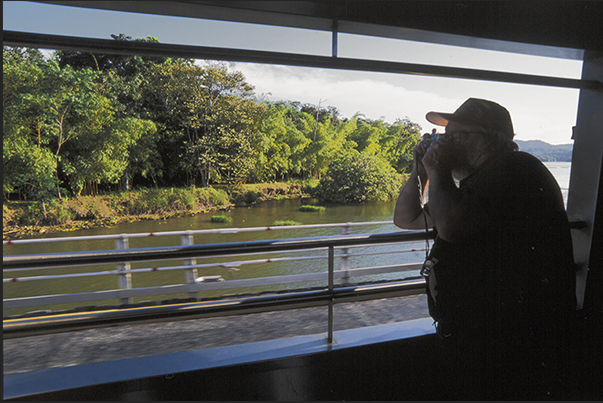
[{"left": 394, "top": 98, "right": 577, "bottom": 400}]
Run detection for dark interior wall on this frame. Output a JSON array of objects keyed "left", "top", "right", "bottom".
[{"left": 334, "top": 1, "right": 603, "bottom": 52}]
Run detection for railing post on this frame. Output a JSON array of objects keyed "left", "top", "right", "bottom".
[
  {"left": 181, "top": 231, "right": 198, "bottom": 300},
  {"left": 340, "top": 223, "right": 351, "bottom": 284},
  {"left": 115, "top": 235, "right": 132, "bottom": 305},
  {"left": 327, "top": 245, "right": 334, "bottom": 344}
]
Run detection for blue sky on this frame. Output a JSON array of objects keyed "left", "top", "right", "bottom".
[{"left": 3, "top": 1, "right": 584, "bottom": 144}]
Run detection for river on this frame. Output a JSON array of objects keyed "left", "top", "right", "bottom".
[{"left": 3, "top": 162, "right": 572, "bottom": 316}]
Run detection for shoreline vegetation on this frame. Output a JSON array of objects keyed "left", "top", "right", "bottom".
[
  {"left": 3, "top": 181, "right": 317, "bottom": 240},
  {"left": 3, "top": 45, "right": 569, "bottom": 241}
]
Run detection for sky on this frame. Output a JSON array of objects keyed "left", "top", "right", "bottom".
[{"left": 3, "top": 1, "right": 584, "bottom": 145}]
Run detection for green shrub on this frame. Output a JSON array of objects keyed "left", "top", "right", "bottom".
[
  {"left": 272, "top": 220, "right": 301, "bottom": 226},
  {"left": 175, "top": 188, "right": 196, "bottom": 210},
  {"left": 299, "top": 205, "right": 325, "bottom": 212},
  {"left": 129, "top": 197, "right": 149, "bottom": 215},
  {"left": 21, "top": 203, "right": 45, "bottom": 225},
  {"left": 148, "top": 191, "right": 170, "bottom": 212},
  {"left": 245, "top": 190, "right": 262, "bottom": 203},
  {"left": 210, "top": 189, "right": 231, "bottom": 207},
  {"left": 314, "top": 152, "right": 403, "bottom": 203},
  {"left": 211, "top": 215, "right": 232, "bottom": 223},
  {"left": 5, "top": 201, "right": 73, "bottom": 226},
  {"left": 45, "top": 203, "right": 74, "bottom": 224}
]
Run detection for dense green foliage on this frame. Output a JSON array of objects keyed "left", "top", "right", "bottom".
[
  {"left": 299, "top": 205, "right": 326, "bottom": 212},
  {"left": 315, "top": 153, "right": 405, "bottom": 203},
  {"left": 211, "top": 215, "right": 232, "bottom": 223},
  {"left": 273, "top": 220, "right": 301, "bottom": 226},
  {"left": 4, "top": 35, "right": 422, "bottom": 205},
  {"left": 3, "top": 186, "right": 232, "bottom": 229}
]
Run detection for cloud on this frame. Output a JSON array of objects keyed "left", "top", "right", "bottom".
[
  {"left": 232, "top": 63, "right": 579, "bottom": 145},
  {"left": 232, "top": 63, "right": 455, "bottom": 131}
]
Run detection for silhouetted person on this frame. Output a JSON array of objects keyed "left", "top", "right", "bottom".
[{"left": 394, "top": 98, "right": 577, "bottom": 400}]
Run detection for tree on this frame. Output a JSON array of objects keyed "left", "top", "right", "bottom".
[
  {"left": 55, "top": 34, "right": 170, "bottom": 189},
  {"left": 4, "top": 46, "right": 157, "bottom": 197},
  {"left": 31, "top": 61, "right": 125, "bottom": 195},
  {"left": 5, "top": 40, "right": 424, "bottom": 199},
  {"left": 61, "top": 117, "right": 156, "bottom": 195},
  {"left": 195, "top": 62, "right": 264, "bottom": 185},
  {"left": 379, "top": 118, "right": 422, "bottom": 173},
  {"left": 314, "top": 152, "right": 404, "bottom": 203},
  {"left": 347, "top": 116, "right": 387, "bottom": 155},
  {"left": 3, "top": 134, "right": 58, "bottom": 203},
  {"left": 308, "top": 115, "right": 357, "bottom": 179},
  {"left": 3, "top": 47, "right": 58, "bottom": 202},
  {"left": 55, "top": 34, "right": 171, "bottom": 76},
  {"left": 252, "top": 101, "right": 312, "bottom": 181},
  {"left": 146, "top": 61, "right": 264, "bottom": 186}
]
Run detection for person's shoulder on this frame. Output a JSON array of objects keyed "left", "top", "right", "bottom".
[
  {"left": 505, "top": 150, "right": 560, "bottom": 187},
  {"left": 500, "top": 150, "right": 547, "bottom": 171},
  {"left": 505, "top": 150, "right": 541, "bottom": 164},
  {"left": 513, "top": 150, "right": 543, "bottom": 163}
]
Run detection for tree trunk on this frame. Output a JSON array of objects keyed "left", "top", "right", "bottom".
[{"left": 120, "top": 171, "right": 130, "bottom": 191}]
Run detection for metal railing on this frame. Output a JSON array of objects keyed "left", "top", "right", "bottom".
[
  {"left": 3, "top": 221, "right": 394, "bottom": 245},
  {"left": 3, "top": 222, "right": 435, "bottom": 339}
]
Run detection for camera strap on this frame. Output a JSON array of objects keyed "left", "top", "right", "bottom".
[{"left": 417, "top": 175, "right": 433, "bottom": 270}]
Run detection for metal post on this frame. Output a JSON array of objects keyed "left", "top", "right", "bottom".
[
  {"left": 327, "top": 245, "right": 334, "bottom": 344},
  {"left": 340, "top": 223, "right": 351, "bottom": 284},
  {"left": 115, "top": 235, "right": 132, "bottom": 305},
  {"left": 567, "top": 51, "right": 603, "bottom": 309},
  {"left": 331, "top": 18, "right": 338, "bottom": 58},
  {"left": 181, "top": 231, "right": 198, "bottom": 300}
]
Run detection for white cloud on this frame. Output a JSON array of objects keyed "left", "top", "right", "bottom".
[
  {"left": 232, "top": 63, "right": 454, "bottom": 130},
  {"left": 233, "top": 63, "right": 579, "bottom": 144}
]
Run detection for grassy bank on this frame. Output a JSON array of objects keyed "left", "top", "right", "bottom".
[{"left": 3, "top": 181, "right": 317, "bottom": 239}]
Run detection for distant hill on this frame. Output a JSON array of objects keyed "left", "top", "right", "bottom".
[{"left": 515, "top": 140, "right": 573, "bottom": 162}]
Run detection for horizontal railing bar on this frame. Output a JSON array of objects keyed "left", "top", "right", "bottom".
[
  {"left": 3, "top": 278, "right": 426, "bottom": 339},
  {"left": 4, "top": 270, "right": 118, "bottom": 282},
  {"left": 3, "top": 263, "right": 423, "bottom": 309},
  {"left": 3, "top": 246, "right": 428, "bottom": 280},
  {"left": 2, "top": 245, "right": 332, "bottom": 272},
  {"left": 4, "top": 285, "right": 196, "bottom": 310},
  {"left": 4, "top": 243, "right": 428, "bottom": 275},
  {"left": 2, "top": 242, "right": 427, "bottom": 274},
  {"left": 3, "top": 221, "right": 395, "bottom": 245},
  {"left": 3, "top": 31, "right": 599, "bottom": 90},
  {"left": 3, "top": 231, "right": 435, "bottom": 270}
]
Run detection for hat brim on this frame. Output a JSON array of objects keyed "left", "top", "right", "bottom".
[
  {"left": 426, "top": 111, "right": 454, "bottom": 126},
  {"left": 426, "top": 111, "right": 485, "bottom": 128}
]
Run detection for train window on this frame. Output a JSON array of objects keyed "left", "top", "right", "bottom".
[
  {"left": 3, "top": 1, "right": 331, "bottom": 56},
  {"left": 338, "top": 32, "right": 583, "bottom": 78}
]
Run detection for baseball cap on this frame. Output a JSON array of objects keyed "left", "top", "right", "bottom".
[{"left": 426, "top": 98, "right": 514, "bottom": 139}]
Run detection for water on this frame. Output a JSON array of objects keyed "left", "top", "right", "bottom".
[
  {"left": 3, "top": 162, "right": 571, "bottom": 316},
  {"left": 3, "top": 199, "right": 424, "bottom": 316},
  {"left": 543, "top": 161, "right": 571, "bottom": 206}
]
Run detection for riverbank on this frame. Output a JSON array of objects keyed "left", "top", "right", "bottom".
[{"left": 3, "top": 181, "right": 316, "bottom": 240}]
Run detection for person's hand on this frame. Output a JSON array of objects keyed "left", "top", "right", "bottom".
[{"left": 422, "top": 135, "right": 454, "bottom": 177}]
